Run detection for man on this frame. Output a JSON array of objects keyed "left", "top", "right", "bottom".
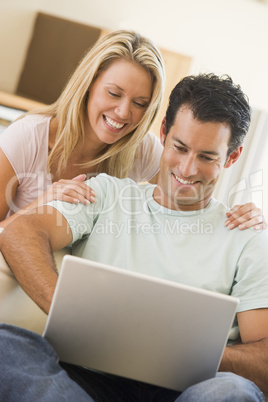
[{"left": 0, "top": 73, "right": 268, "bottom": 401}]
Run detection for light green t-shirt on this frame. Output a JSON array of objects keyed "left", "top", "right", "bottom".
[{"left": 49, "top": 174, "right": 268, "bottom": 341}]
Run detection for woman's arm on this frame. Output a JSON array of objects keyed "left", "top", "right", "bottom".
[
  {"left": 0, "top": 148, "right": 19, "bottom": 222},
  {"left": 0, "top": 173, "right": 96, "bottom": 229}
]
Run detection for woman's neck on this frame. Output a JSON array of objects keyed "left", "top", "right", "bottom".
[
  {"left": 73, "top": 140, "right": 108, "bottom": 164},
  {"left": 48, "top": 117, "right": 109, "bottom": 181}
]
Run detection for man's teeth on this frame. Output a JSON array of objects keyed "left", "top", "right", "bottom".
[
  {"left": 104, "top": 116, "right": 124, "bottom": 129},
  {"left": 174, "top": 175, "right": 195, "bottom": 185}
]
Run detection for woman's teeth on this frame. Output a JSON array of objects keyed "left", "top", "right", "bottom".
[{"left": 104, "top": 116, "right": 125, "bottom": 129}]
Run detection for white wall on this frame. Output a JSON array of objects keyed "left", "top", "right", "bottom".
[{"left": 1, "top": 0, "right": 268, "bottom": 112}]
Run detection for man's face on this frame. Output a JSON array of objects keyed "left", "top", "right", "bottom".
[{"left": 154, "top": 106, "right": 242, "bottom": 211}]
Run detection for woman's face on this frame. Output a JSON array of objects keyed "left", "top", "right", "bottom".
[{"left": 85, "top": 59, "right": 153, "bottom": 146}]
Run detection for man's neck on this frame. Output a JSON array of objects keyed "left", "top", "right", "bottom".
[{"left": 152, "top": 185, "right": 212, "bottom": 212}]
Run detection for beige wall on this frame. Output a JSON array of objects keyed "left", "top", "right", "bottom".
[{"left": 1, "top": 0, "right": 268, "bottom": 112}]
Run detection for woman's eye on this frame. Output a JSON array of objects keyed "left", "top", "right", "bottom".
[
  {"left": 108, "top": 91, "right": 120, "bottom": 97},
  {"left": 134, "top": 101, "right": 147, "bottom": 108}
]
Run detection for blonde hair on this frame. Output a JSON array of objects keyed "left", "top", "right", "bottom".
[{"left": 30, "top": 30, "right": 165, "bottom": 178}]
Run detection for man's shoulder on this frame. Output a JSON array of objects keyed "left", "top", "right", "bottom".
[
  {"left": 201, "top": 198, "right": 228, "bottom": 224},
  {"left": 206, "top": 198, "right": 268, "bottom": 243},
  {"left": 207, "top": 198, "right": 228, "bottom": 212},
  {"left": 86, "top": 173, "right": 136, "bottom": 190},
  {"left": 85, "top": 174, "right": 154, "bottom": 205},
  {"left": 87, "top": 173, "right": 153, "bottom": 192}
]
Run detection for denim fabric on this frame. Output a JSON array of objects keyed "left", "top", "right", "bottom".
[
  {"left": 0, "top": 324, "right": 93, "bottom": 401},
  {"left": 176, "top": 372, "right": 265, "bottom": 402},
  {"left": 0, "top": 324, "right": 264, "bottom": 402}
]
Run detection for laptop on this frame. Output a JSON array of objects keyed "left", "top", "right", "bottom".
[{"left": 43, "top": 255, "right": 239, "bottom": 392}]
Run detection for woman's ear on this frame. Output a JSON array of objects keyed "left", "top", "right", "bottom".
[
  {"left": 160, "top": 118, "right": 167, "bottom": 146},
  {"left": 224, "top": 146, "right": 243, "bottom": 169}
]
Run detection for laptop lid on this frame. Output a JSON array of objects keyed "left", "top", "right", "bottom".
[{"left": 43, "top": 255, "right": 238, "bottom": 391}]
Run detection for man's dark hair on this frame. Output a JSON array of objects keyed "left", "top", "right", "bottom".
[{"left": 165, "top": 73, "right": 251, "bottom": 155}]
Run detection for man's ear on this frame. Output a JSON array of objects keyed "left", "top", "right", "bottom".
[
  {"left": 224, "top": 146, "right": 243, "bottom": 168},
  {"left": 160, "top": 118, "right": 167, "bottom": 146}
]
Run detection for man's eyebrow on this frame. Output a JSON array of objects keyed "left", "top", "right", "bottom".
[{"left": 173, "top": 137, "right": 220, "bottom": 156}]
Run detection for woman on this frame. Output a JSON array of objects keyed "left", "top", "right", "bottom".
[
  {"left": 0, "top": 30, "right": 264, "bottom": 229},
  {"left": 0, "top": 30, "right": 164, "bottom": 224}
]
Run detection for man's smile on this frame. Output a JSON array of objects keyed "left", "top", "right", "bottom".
[{"left": 173, "top": 173, "right": 198, "bottom": 185}]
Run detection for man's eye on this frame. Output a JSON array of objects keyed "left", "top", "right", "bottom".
[
  {"left": 175, "top": 146, "right": 187, "bottom": 152},
  {"left": 200, "top": 155, "right": 214, "bottom": 162}
]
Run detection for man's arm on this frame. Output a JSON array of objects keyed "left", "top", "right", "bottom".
[
  {"left": 219, "top": 308, "right": 268, "bottom": 393},
  {"left": 0, "top": 206, "right": 72, "bottom": 314}
]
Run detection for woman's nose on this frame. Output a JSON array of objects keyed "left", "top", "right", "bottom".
[{"left": 115, "top": 99, "right": 131, "bottom": 120}]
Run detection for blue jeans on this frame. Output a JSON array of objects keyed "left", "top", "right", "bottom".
[{"left": 0, "top": 324, "right": 264, "bottom": 401}]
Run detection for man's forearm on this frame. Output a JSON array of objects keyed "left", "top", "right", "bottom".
[
  {"left": 219, "top": 339, "right": 268, "bottom": 393},
  {"left": 0, "top": 216, "right": 59, "bottom": 314}
]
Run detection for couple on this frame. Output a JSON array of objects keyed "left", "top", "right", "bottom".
[{"left": 0, "top": 32, "right": 268, "bottom": 401}]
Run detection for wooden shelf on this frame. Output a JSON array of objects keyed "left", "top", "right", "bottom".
[{"left": 0, "top": 91, "right": 45, "bottom": 111}]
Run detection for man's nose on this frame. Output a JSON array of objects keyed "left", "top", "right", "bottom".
[{"left": 179, "top": 154, "right": 198, "bottom": 177}]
